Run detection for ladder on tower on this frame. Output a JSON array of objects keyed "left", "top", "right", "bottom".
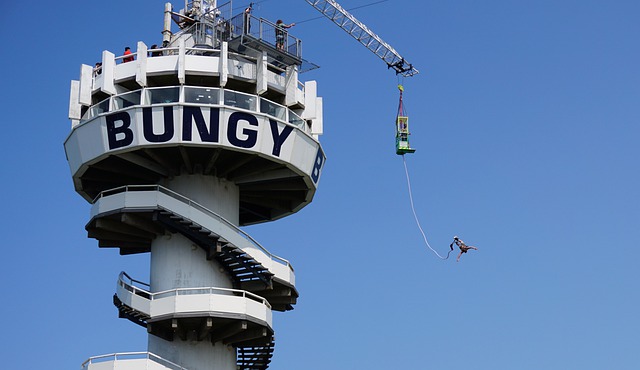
[{"left": 305, "top": 0, "right": 419, "bottom": 77}]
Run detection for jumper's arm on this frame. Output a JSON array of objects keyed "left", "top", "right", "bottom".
[{"left": 305, "top": 0, "right": 419, "bottom": 77}]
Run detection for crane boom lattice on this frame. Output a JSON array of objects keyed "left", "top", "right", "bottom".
[{"left": 305, "top": 0, "right": 419, "bottom": 77}]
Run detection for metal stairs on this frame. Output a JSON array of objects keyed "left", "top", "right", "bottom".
[
  {"left": 155, "top": 210, "right": 275, "bottom": 291},
  {"left": 87, "top": 188, "right": 298, "bottom": 312},
  {"left": 237, "top": 344, "right": 276, "bottom": 370},
  {"left": 113, "top": 294, "right": 149, "bottom": 328}
]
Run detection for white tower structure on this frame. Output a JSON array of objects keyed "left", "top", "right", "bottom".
[{"left": 65, "top": 1, "right": 325, "bottom": 369}]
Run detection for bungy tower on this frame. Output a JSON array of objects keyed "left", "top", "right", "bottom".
[{"left": 65, "top": 1, "right": 325, "bottom": 369}]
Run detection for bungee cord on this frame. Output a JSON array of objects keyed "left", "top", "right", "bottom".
[{"left": 402, "top": 155, "right": 452, "bottom": 260}]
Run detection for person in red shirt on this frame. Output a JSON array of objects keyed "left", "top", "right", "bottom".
[{"left": 123, "top": 47, "right": 134, "bottom": 63}]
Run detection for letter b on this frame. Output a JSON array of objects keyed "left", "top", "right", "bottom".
[
  {"left": 106, "top": 112, "right": 134, "bottom": 149},
  {"left": 311, "top": 148, "right": 324, "bottom": 184}
]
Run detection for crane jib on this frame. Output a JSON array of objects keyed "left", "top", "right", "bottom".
[{"left": 305, "top": 0, "right": 419, "bottom": 77}]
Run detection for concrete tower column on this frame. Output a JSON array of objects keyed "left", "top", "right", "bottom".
[{"left": 149, "top": 174, "right": 239, "bottom": 369}]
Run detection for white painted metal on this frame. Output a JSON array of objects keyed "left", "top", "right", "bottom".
[
  {"left": 256, "top": 51, "right": 268, "bottom": 95},
  {"left": 82, "top": 352, "right": 187, "bottom": 370},
  {"left": 79, "top": 64, "right": 93, "bottom": 106},
  {"left": 219, "top": 41, "right": 228, "bottom": 87},
  {"left": 178, "top": 38, "right": 186, "bottom": 84},
  {"left": 68, "top": 80, "right": 81, "bottom": 123},
  {"left": 100, "top": 50, "right": 117, "bottom": 95},
  {"left": 312, "top": 97, "right": 324, "bottom": 139},
  {"left": 135, "top": 41, "right": 148, "bottom": 87},
  {"left": 285, "top": 66, "right": 299, "bottom": 107}
]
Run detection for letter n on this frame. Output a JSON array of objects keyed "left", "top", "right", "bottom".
[
  {"left": 183, "top": 106, "right": 219, "bottom": 142},
  {"left": 143, "top": 107, "right": 174, "bottom": 142}
]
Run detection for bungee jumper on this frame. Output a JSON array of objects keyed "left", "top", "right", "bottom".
[
  {"left": 397, "top": 84, "right": 479, "bottom": 263},
  {"left": 450, "top": 236, "right": 479, "bottom": 262}
]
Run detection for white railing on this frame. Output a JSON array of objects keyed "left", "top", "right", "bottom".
[
  {"left": 118, "top": 272, "right": 271, "bottom": 308},
  {"left": 120, "top": 271, "right": 150, "bottom": 292},
  {"left": 116, "top": 272, "right": 273, "bottom": 327},
  {"left": 111, "top": 45, "right": 216, "bottom": 60},
  {"left": 81, "top": 352, "right": 188, "bottom": 370},
  {"left": 92, "top": 185, "right": 293, "bottom": 272}
]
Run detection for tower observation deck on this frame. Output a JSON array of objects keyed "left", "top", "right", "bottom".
[{"left": 65, "top": 1, "right": 325, "bottom": 369}]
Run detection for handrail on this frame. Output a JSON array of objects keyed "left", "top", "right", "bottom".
[
  {"left": 94, "top": 185, "right": 293, "bottom": 271},
  {"left": 81, "top": 351, "right": 188, "bottom": 370},
  {"left": 120, "top": 271, "right": 150, "bottom": 289},
  {"left": 249, "top": 15, "right": 302, "bottom": 59},
  {"left": 186, "top": 46, "right": 221, "bottom": 55},
  {"left": 114, "top": 52, "right": 137, "bottom": 63},
  {"left": 118, "top": 271, "right": 272, "bottom": 309}
]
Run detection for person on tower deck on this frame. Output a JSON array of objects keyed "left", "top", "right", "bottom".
[
  {"left": 244, "top": 4, "right": 252, "bottom": 34},
  {"left": 149, "top": 44, "right": 162, "bottom": 57},
  {"left": 123, "top": 47, "right": 134, "bottom": 63},
  {"left": 93, "top": 62, "right": 102, "bottom": 76},
  {"left": 275, "top": 19, "right": 295, "bottom": 51},
  {"left": 450, "top": 236, "right": 478, "bottom": 262}
]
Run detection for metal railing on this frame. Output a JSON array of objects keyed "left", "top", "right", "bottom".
[
  {"left": 120, "top": 271, "right": 150, "bottom": 291},
  {"left": 228, "top": 13, "right": 302, "bottom": 59},
  {"left": 94, "top": 185, "right": 293, "bottom": 271},
  {"left": 81, "top": 352, "right": 188, "bottom": 370},
  {"left": 118, "top": 271, "right": 272, "bottom": 308},
  {"left": 80, "top": 85, "right": 310, "bottom": 135},
  {"left": 114, "top": 51, "right": 137, "bottom": 64}
]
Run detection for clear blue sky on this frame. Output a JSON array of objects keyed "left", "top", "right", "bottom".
[{"left": 1, "top": 0, "right": 638, "bottom": 369}]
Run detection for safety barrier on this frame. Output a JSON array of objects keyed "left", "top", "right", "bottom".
[
  {"left": 116, "top": 272, "right": 273, "bottom": 326},
  {"left": 81, "top": 352, "right": 187, "bottom": 370},
  {"left": 118, "top": 272, "right": 271, "bottom": 307}
]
